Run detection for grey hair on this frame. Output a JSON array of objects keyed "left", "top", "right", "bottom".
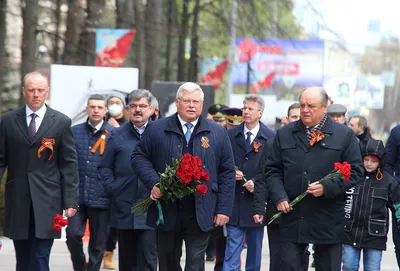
[
  {"left": 176, "top": 82, "right": 204, "bottom": 100},
  {"left": 87, "top": 94, "right": 106, "bottom": 105},
  {"left": 128, "top": 89, "right": 153, "bottom": 105},
  {"left": 23, "top": 71, "right": 49, "bottom": 87},
  {"left": 243, "top": 94, "right": 265, "bottom": 111},
  {"left": 299, "top": 87, "right": 329, "bottom": 106},
  {"left": 150, "top": 95, "right": 159, "bottom": 109}
]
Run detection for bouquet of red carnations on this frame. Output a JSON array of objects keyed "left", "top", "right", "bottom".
[
  {"left": 268, "top": 161, "right": 351, "bottom": 225},
  {"left": 131, "top": 153, "right": 210, "bottom": 224},
  {"left": 52, "top": 213, "right": 69, "bottom": 232}
]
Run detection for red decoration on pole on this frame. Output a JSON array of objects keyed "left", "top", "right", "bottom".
[
  {"left": 252, "top": 72, "right": 276, "bottom": 94},
  {"left": 201, "top": 60, "right": 229, "bottom": 90}
]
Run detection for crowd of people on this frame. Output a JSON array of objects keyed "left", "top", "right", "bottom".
[{"left": 2, "top": 71, "right": 400, "bottom": 271}]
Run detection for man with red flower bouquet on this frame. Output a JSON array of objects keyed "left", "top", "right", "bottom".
[
  {"left": 255, "top": 87, "right": 363, "bottom": 271},
  {"left": 132, "top": 82, "right": 236, "bottom": 271}
]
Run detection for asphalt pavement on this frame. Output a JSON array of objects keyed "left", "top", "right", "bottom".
[{"left": 0, "top": 227, "right": 399, "bottom": 270}]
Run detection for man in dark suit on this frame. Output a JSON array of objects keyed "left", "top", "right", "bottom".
[
  {"left": 132, "top": 82, "right": 236, "bottom": 271},
  {"left": 225, "top": 94, "right": 275, "bottom": 271},
  {"left": 0, "top": 71, "right": 79, "bottom": 271},
  {"left": 254, "top": 87, "right": 363, "bottom": 271}
]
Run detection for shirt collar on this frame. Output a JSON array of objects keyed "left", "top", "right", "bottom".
[
  {"left": 134, "top": 121, "right": 149, "bottom": 134},
  {"left": 177, "top": 114, "right": 199, "bottom": 130},
  {"left": 88, "top": 119, "right": 104, "bottom": 132},
  {"left": 244, "top": 122, "right": 260, "bottom": 137},
  {"left": 26, "top": 104, "right": 47, "bottom": 119}
]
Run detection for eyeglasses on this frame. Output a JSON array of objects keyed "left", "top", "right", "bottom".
[
  {"left": 129, "top": 104, "right": 150, "bottom": 109},
  {"left": 178, "top": 98, "right": 202, "bottom": 106}
]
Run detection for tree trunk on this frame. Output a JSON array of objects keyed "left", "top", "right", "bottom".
[
  {"left": 165, "top": 0, "right": 173, "bottom": 81},
  {"left": 134, "top": 0, "right": 146, "bottom": 88},
  {"left": 0, "top": 0, "right": 7, "bottom": 113},
  {"left": 20, "top": 0, "right": 40, "bottom": 106},
  {"left": 144, "top": 0, "right": 162, "bottom": 89},
  {"left": 188, "top": 0, "right": 200, "bottom": 82},
  {"left": 52, "top": 0, "right": 62, "bottom": 63},
  {"left": 116, "top": 0, "right": 135, "bottom": 68},
  {"left": 79, "top": 0, "right": 106, "bottom": 66},
  {"left": 62, "top": 0, "right": 85, "bottom": 65},
  {"left": 177, "top": 0, "right": 190, "bottom": 81},
  {"left": 116, "top": 0, "right": 134, "bottom": 28}
]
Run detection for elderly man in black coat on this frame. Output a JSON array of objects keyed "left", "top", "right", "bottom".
[{"left": 255, "top": 87, "right": 363, "bottom": 271}]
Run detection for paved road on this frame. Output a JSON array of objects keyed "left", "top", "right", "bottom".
[{"left": 0, "top": 227, "right": 398, "bottom": 270}]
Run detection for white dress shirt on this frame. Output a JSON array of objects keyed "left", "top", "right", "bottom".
[
  {"left": 88, "top": 120, "right": 104, "bottom": 134},
  {"left": 244, "top": 123, "right": 260, "bottom": 144},
  {"left": 134, "top": 121, "right": 149, "bottom": 135},
  {"left": 26, "top": 105, "right": 47, "bottom": 132},
  {"left": 177, "top": 114, "right": 199, "bottom": 135}
]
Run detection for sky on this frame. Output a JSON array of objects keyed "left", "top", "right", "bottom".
[{"left": 293, "top": 0, "right": 400, "bottom": 53}]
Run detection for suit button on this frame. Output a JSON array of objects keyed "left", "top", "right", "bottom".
[
  {"left": 88, "top": 146, "right": 91, "bottom": 149},
  {"left": 366, "top": 176, "right": 369, "bottom": 179},
  {"left": 241, "top": 192, "right": 244, "bottom": 195},
  {"left": 87, "top": 161, "right": 89, "bottom": 163},
  {"left": 321, "top": 143, "right": 326, "bottom": 146},
  {"left": 245, "top": 157, "right": 249, "bottom": 160}
]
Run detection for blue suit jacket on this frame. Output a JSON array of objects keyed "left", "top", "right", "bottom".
[{"left": 228, "top": 122, "right": 275, "bottom": 227}]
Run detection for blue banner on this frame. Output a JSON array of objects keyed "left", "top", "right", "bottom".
[{"left": 232, "top": 39, "right": 325, "bottom": 87}]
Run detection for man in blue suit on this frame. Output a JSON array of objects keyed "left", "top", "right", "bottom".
[
  {"left": 224, "top": 95, "right": 275, "bottom": 271},
  {"left": 132, "top": 82, "right": 236, "bottom": 271}
]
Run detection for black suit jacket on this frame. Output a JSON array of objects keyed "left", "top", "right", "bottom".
[{"left": 0, "top": 106, "right": 79, "bottom": 240}]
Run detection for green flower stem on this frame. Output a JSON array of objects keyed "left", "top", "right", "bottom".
[{"left": 268, "top": 171, "right": 341, "bottom": 225}]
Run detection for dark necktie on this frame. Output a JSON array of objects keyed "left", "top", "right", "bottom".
[
  {"left": 246, "top": 131, "right": 252, "bottom": 150},
  {"left": 185, "top": 123, "right": 193, "bottom": 143},
  {"left": 28, "top": 113, "right": 38, "bottom": 138}
]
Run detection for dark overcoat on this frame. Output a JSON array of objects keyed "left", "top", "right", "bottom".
[
  {"left": 227, "top": 122, "right": 275, "bottom": 227},
  {"left": 99, "top": 122, "right": 153, "bottom": 230},
  {"left": 0, "top": 106, "right": 79, "bottom": 240},
  {"left": 266, "top": 117, "right": 363, "bottom": 244}
]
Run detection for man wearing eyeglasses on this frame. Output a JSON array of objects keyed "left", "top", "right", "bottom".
[
  {"left": 99, "top": 89, "right": 157, "bottom": 271},
  {"left": 132, "top": 82, "right": 236, "bottom": 271},
  {"left": 224, "top": 94, "right": 275, "bottom": 271}
]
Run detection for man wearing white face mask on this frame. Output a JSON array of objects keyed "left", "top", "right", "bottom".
[{"left": 107, "top": 92, "right": 128, "bottom": 128}]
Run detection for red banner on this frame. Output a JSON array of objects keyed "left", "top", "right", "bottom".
[
  {"left": 252, "top": 72, "right": 275, "bottom": 94},
  {"left": 95, "top": 29, "right": 136, "bottom": 67},
  {"left": 201, "top": 59, "right": 229, "bottom": 90}
]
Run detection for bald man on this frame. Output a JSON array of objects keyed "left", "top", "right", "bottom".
[{"left": 254, "top": 87, "right": 363, "bottom": 271}]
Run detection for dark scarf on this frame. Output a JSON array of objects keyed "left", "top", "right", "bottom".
[{"left": 304, "top": 114, "right": 328, "bottom": 142}]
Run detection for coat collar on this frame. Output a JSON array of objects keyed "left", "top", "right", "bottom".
[
  {"left": 291, "top": 117, "right": 335, "bottom": 149},
  {"left": 15, "top": 105, "right": 56, "bottom": 145},
  {"left": 165, "top": 113, "right": 210, "bottom": 136}
]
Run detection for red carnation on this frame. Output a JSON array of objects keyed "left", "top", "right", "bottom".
[
  {"left": 334, "top": 161, "right": 351, "bottom": 181},
  {"left": 201, "top": 170, "right": 210, "bottom": 182},
  {"left": 196, "top": 184, "right": 208, "bottom": 196},
  {"left": 193, "top": 156, "right": 202, "bottom": 167},
  {"left": 52, "top": 214, "right": 68, "bottom": 232}
]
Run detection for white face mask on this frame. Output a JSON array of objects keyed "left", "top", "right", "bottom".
[{"left": 108, "top": 104, "right": 123, "bottom": 117}]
